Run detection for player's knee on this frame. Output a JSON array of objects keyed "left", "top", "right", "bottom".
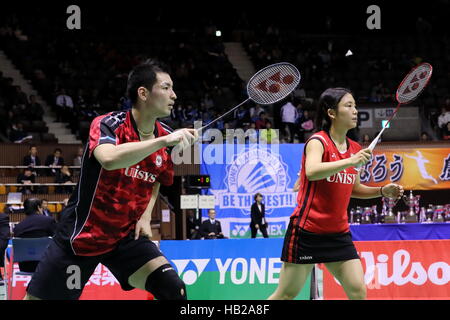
[
  {"left": 276, "top": 287, "right": 300, "bottom": 300},
  {"left": 145, "top": 264, "right": 187, "bottom": 300},
  {"left": 24, "top": 293, "right": 41, "bottom": 300},
  {"left": 347, "top": 283, "right": 366, "bottom": 300}
]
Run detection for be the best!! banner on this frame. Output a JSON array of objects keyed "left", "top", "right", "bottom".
[
  {"left": 362, "top": 148, "right": 450, "bottom": 190},
  {"left": 200, "top": 144, "right": 302, "bottom": 238}
]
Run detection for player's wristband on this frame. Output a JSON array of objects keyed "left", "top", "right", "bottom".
[{"left": 380, "top": 186, "right": 386, "bottom": 197}]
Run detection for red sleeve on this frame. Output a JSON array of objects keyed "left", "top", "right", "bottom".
[
  {"left": 88, "top": 114, "right": 119, "bottom": 157},
  {"left": 157, "top": 158, "right": 174, "bottom": 186}
]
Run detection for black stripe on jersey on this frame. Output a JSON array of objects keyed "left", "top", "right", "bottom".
[
  {"left": 301, "top": 184, "right": 317, "bottom": 230},
  {"left": 68, "top": 144, "right": 103, "bottom": 254},
  {"left": 295, "top": 181, "right": 312, "bottom": 228},
  {"left": 159, "top": 121, "right": 174, "bottom": 133},
  {"left": 304, "top": 137, "right": 326, "bottom": 156},
  {"left": 102, "top": 111, "right": 127, "bottom": 132}
]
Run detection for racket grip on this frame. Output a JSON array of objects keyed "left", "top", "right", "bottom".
[{"left": 355, "top": 127, "right": 385, "bottom": 168}]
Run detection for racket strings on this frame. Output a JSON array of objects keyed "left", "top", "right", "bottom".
[
  {"left": 396, "top": 63, "right": 432, "bottom": 104},
  {"left": 247, "top": 63, "right": 300, "bottom": 105}
]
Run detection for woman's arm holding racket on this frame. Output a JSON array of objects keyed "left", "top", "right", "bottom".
[
  {"left": 305, "top": 140, "right": 372, "bottom": 181},
  {"left": 352, "top": 174, "right": 404, "bottom": 199}
]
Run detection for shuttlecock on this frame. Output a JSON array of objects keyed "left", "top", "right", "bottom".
[{"left": 345, "top": 50, "right": 353, "bottom": 57}]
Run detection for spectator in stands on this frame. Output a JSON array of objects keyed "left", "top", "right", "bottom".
[
  {"left": 55, "top": 88, "right": 74, "bottom": 122},
  {"left": 250, "top": 104, "right": 265, "bottom": 122},
  {"left": 55, "top": 165, "right": 74, "bottom": 194},
  {"left": 27, "top": 94, "right": 44, "bottom": 121},
  {"left": 45, "top": 148, "right": 64, "bottom": 176},
  {"left": 255, "top": 111, "right": 268, "bottom": 129},
  {"left": 293, "top": 87, "right": 307, "bottom": 101},
  {"left": 17, "top": 167, "right": 36, "bottom": 194},
  {"left": 296, "top": 110, "right": 315, "bottom": 142},
  {"left": 13, "top": 198, "right": 56, "bottom": 272},
  {"left": 41, "top": 199, "right": 52, "bottom": 218},
  {"left": 443, "top": 122, "right": 450, "bottom": 140},
  {"left": 260, "top": 121, "right": 279, "bottom": 144},
  {"left": 280, "top": 99, "right": 298, "bottom": 143},
  {"left": 73, "top": 146, "right": 84, "bottom": 166},
  {"left": 420, "top": 132, "right": 431, "bottom": 141},
  {"left": 8, "top": 121, "right": 32, "bottom": 143},
  {"left": 186, "top": 210, "right": 201, "bottom": 240},
  {"left": 361, "top": 134, "right": 371, "bottom": 144},
  {"left": 234, "top": 107, "right": 251, "bottom": 128},
  {"left": 184, "top": 104, "right": 198, "bottom": 125},
  {"left": 0, "top": 211, "right": 9, "bottom": 285},
  {"left": 200, "top": 209, "right": 225, "bottom": 239},
  {"left": 201, "top": 93, "right": 214, "bottom": 109},
  {"left": 438, "top": 106, "right": 450, "bottom": 138},
  {"left": 247, "top": 122, "right": 258, "bottom": 144},
  {"left": 23, "top": 145, "right": 41, "bottom": 176},
  {"left": 14, "top": 85, "right": 28, "bottom": 106}
]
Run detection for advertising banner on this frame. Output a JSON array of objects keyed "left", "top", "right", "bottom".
[
  {"left": 322, "top": 240, "right": 450, "bottom": 300},
  {"left": 362, "top": 148, "right": 450, "bottom": 190},
  {"left": 160, "top": 238, "right": 310, "bottom": 300},
  {"left": 7, "top": 263, "right": 148, "bottom": 300}
]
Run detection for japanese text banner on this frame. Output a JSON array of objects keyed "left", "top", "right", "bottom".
[{"left": 361, "top": 148, "right": 450, "bottom": 190}]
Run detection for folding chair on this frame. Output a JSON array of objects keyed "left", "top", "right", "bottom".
[{"left": 4, "top": 237, "right": 52, "bottom": 300}]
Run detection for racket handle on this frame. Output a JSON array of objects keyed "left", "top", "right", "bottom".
[{"left": 355, "top": 125, "right": 387, "bottom": 169}]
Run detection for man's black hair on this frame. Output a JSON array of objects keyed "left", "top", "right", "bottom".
[
  {"left": 24, "top": 198, "right": 42, "bottom": 215},
  {"left": 126, "top": 59, "right": 169, "bottom": 104}
]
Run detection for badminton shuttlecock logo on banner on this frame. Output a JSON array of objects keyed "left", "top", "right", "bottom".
[{"left": 210, "top": 146, "right": 295, "bottom": 216}]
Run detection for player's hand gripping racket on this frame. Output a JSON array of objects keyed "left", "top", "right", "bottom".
[
  {"left": 367, "top": 62, "right": 433, "bottom": 151},
  {"left": 197, "top": 62, "right": 301, "bottom": 133}
]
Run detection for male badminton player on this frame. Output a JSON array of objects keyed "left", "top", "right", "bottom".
[
  {"left": 25, "top": 60, "right": 197, "bottom": 300},
  {"left": 269, "top": 88, "right": 404, "bottom": 300}
]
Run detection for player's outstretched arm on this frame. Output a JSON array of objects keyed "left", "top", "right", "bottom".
[
  {"left": 351, "top": 174, "right": 404, "bottom": 199},
  {"left": 94, "top": 129, "right": 197, "bottom": 170},
  {"left": 305, "top": 140, "right": 372, "bottom": 181}
]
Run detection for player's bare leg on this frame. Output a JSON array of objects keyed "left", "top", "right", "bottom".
[
  {"left": 23, "top": 293, "right": 41, "bottom": 300},
  {"left": 268, "top": 262, "right": 314, "bottom": 300},
  {"left": 325, "top": 259, "right": 366, "bottom": 300},
  {"left": 128, "top": 255, "right": 169, "bottom": 289}
]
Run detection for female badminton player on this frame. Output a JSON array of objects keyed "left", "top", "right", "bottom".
[{"left": 269, "top": 88, "right": 404, "bottom": 300}]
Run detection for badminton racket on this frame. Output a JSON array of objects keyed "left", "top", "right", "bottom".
[
  {"left": 197, "top": 62, "right": 301, "bottom": 133},
  {"left": 367, "top": 62, "right": 433, "bottom": 151}
]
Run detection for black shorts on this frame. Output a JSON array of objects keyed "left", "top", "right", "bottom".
[
  {"left": 281, "top": 218, "right": 359, "bottom": 264},
  {"left": 27, "top": 232, "right": 164, "bottom": 300}
]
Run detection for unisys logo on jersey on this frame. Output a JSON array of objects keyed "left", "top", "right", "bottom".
[
  {"left": 124, "top": 165, "right": 157, "bottom": 183},
  {"left": 326, "top": 170, "right": 357, "bottom": 185}
]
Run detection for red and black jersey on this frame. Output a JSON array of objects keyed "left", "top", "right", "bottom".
[
  {"left": 291, "top": 130, "right": 361, "bottom": 234},
  {"left": 54, "top": 110, "right": 174, "bottom": 256}
]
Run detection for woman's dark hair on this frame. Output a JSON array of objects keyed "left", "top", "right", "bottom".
[
  {"left": 254, "top": 193, "right": 263, "bottom": 201},
  {"left": 24, "top": 198, "right": 42, "bottom": 215},
  {"left": 126, "top": 59, "right": 168, "bottom": 104},
  {"left": 315, "top": 87, "right": 353, "bottom": 132}
]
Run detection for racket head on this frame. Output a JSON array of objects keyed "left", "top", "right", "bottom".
[
  {"left": 247, "top": 62, "right": 301, "bottom": 105},
  {"left": 396, "top": 62, "right": 433, "bottom": 104}
]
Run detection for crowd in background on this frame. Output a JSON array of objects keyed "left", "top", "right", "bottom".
[{"left": 0, "top": 6, "right": 449, "bottom": 145}]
